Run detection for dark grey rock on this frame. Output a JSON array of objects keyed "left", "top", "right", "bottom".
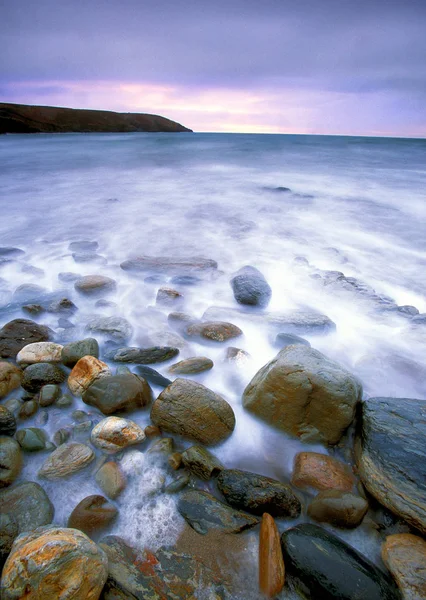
[
  {"left": 0, "top": 407, "right": 16, "bottom": 436},
  {"left": 61, "top": 338, "right": 99, "bottom": 368},
  {"left": 0, "top": 437, "right": 22, "bottom": 487},
  {"left": 0, "top": 319, "right": 52, "bottom": 359},
  {"left": 39, "top": 384, "right": 61, "bottom": 407},
  {"left": 110, "top": 346, "right": 179, "bottom": 364},
  {"left": 0, "top": 513, "right": 18, "bottom": 567},
  {"left": 181, "top": 446, "right": 224, "bottom": 480},
  {"left": 83, "top": 374, "right": 152, "bottom": 415},
  {"left": 21, "top": 363, "right": 66, "bottom": 393},
  {"left": 0, "top": 247, "right": 25, "bottom": 258},
  {"left": 231, "top": 265, "right": 272, "bottom": 307},
  {"left": 136, "top": 366, "right": 172, "bottom": 387}
]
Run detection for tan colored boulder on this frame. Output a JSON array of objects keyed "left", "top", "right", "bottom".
[
  {"left": 243, "top": 345, "right": 362, "bottom": 445},
  {"left": 0, "top": 362, "right": 22, "bottom": 399},
  {"left": 259, "top": 513, "right": 285, "bottom": 598},
  {"left": 68, "top": 355, "right": 111, "bottom": 396},
  {"left": 168, "top": 356, "right": 214, "bottom": 374},
  {"left": 307, "top": 490, "right": 368, "bottom": 528},
  {"left": 382, "top": 533, "right": 426, "bottom": 600},
  {"left": 74, "top": 274, "right": 116, "bottom": 295},
  {"left": 291, "top": 452, "right": 355, "bottom": 492},
  {"left": 90, "top": 416, "right": 145, "bottom": 453},
  {"left": 186, "top": 321, "right": 243, "bottom": 342},
  {"left": 95, "top": 461, "right": 127, "bottom": 499},
  {"left": 16, "top": 342, "right": 63, "bottom": 365},
  {"left": 38, "top": 442, "right": 94, "bottom": 479},
  {"left": 0, "top": 526, "right": 108, "bottom": 600}
]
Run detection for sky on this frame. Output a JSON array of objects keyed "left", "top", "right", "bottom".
[{"left": 1, "top": 0, "right": 426, "bottom": 136}]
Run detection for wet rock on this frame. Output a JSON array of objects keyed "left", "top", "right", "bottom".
[
  {"left": 243, "top": 345, "right": 362, "bottom": 445},
  {"left": 3, "top": 397, "right": 22, "bottom": 416},
  {"left": 411, "top": 313, "right": 426, "bottom": 325},
  {"left": 169, "top": 356, "right": 214, "bottom": 374},
  {"left": 171, "top": 275, "right": 201, "bottom": 285},
  {"left": 95, "top": 461, "right": 127, "bottom": 499},
  {"left": 58, "top": 271, "right": 80, "bottom": 282},
  {"left": 167, "top": 311, "right": 198, "bottom": 332},
  {"left": 68, "top": 495, "right": 118, "bottom": 534},
  {"left": 38, "top": 442, "right": 94, "bottom": 479},
  {"left": 22, "top": 304, "right": 45, "bottom": 315},
  {"left": 47, "top": 297, "right": 78, "bottom": 314},
  {"left": 18, "top": 399, "right": 38, "bottom": 419},
  {"left": 280, "top": 523, "right": 401, "bottom": 600},
  {"left": 83, "top": 373, "right": 152, "bottom": 415},
  {"left": 74, "top": 274, "right": 116, "bottom": 295},
  {"left": 186, "top": 321, "right": 243, "bottom": 342},
  {"left": 91, "top": 416, "right": 145, "bottom": 453},
  {"left": 1, "top": 526, "right": 108, "bottom": 600},
  {"left": 165, "top": 472, "right": 190, "bottom": 494},
  {"left": 61, "top": 337, "right": 99, "bottom": 368},
  {"left": 69, "top": 240, "right": 99, "bottom": 252},
  {"left": 178, "top": 490, "right": 259, "bottom": 534},
  {"left": 72, "top": 252, "right": 107, "bottom": 264},
  {"left": 16, "top": 341, "right": 63, "bottom": 365},
  {"left": 292, "top": 452, "right": 355, "bottom": 492},
  {"left": 136, "top": 365, "right": 172, "bottom": 387},
  {"left": 53, "top": 427, "right": 71, "bottom": 446},
  {"left": 68, "top": 355, "right": 111, "bottom": 396},
  {"left": 156, "top": 286, "right": 183, "bottom": 306},
  {"left": 231, "top": 265, "right": 272, "bottom": 307},
  {"left": 0, "top": 513, "right": 17, "bottom": 567},
  {"left": 181, "top": 445, "right": 224, "bottom": 480},
  {"left": 39, "top": 383, "right": 61, "bottom": 407},
  {"left": 355, "top": 396, "right": 426, "bottom": 535},
  {"left": 0, "top": 406, "right": 16, "bottom": 436},
  {"left": 99, "top": 535, "right": 225, "bottom": 599},
  {"left": 382, "top": 533, "right": 426, "bottom": 600},
  {"left": 147, "top": 437, "right": 174, "bottom": 457},
  {"left": 12, "top": 283, "right": 46, "bottom": 303},
  {"left": 0, "top": 247, "right": 25, "bottom": 258},
  {"left": 21, "top": 362, "right": 66, "bottom": 393},
  {"left": 274, "top": 332, "right": 311, "bottom": 348},
  {"left": 86, "top": 316, "right": 133, "bottom": 341},
  {"left": 15, "top": 427, "right": 47, "bottom": 451},
  {"left": 55, "top": 394, "right": 73, "bottom": 408},
  {"left": 0, "top": 362, "right": 22, "bottom": 398},
  {"left": 120, "top": 255, "right": 218, "bottom": 274},
  {"left": 259, "top": 513, "right": 285, "bottom": 598},
  {"left": 144, "top": 424, "right": 162, "bottom": 437},
  {"left": 217, "top": 469, "right": 301, "bottom": 518},
  {"left": 308, "top": 490, "right": 368, "bottom": 528},
  {"left": 151, "top": 378, "right": 235, "bottom": 445},
  {"left": 168, "top": 452, "right": 182, "bottom": 470},
  {"left": 224, "top": 346, "right": 251, "bottom": 365},
  {"left": 0, "top": 437, "right": 22, "bottom": 487},
  {"left": 110, "top": 345, "right": 179, "bottom": 364},
  {"left": 0, "top": 481, "right": 54, "bottom": 534}
]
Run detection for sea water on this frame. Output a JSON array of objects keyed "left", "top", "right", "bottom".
[{"left": 1, "top": 132, "right": 425, "bottom": 598}]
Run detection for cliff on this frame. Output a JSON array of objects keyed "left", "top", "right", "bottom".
[{"left": 0, "top": 103, "right": 192, "bottom": 134}]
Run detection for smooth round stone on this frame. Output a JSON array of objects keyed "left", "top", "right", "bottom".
[
  {"left": 15, "top": 428, "right": 47, "bottom": 452},
  {"left": 186, "top": 321, "right": 243, "bottom": 342},
  {"left": 168, "top": 356, "right": 214, "bottom": 375},
  {"left": 95, "top": 461, "right": 127, "bottom": 499},
  {"left": 3, "top": 398, "right": 23, "bottom": 416},
  {"left": 308, "top": 490, "right": 369, "bottom": 528},
  {"left": 259, "top": 513, "right": 285, "bottom": 598},
  {"left": 90, "top": 417, "right": 145, "bottom": 453},
  {"left": 1, "top": 526, "right": 108, "bottom": 600},
  {"left": 58, "top": 272, "right": 80, "bottom": 282},
  {"left": 53, "top": 428, "right": 71, "bottom": 446},
  {"left": 0, "top": 482, "right": 54, "bottom": 535},
  {"left": 181, "top": 445, "right": 224, "bottom": 480},
  {"left": 55, "top": 394, "right": 73, "bottom": 408},
  {"left": 17, "top": 342, "right": 63, "bottom": 366},
  {"left": 67, "top": 356, "right": 111, "bottom": 396},
  {"left": 0, "top": 319, "right": 52, "bottom": 360},
  {"left": 0, "top": 406, "right": 17, "bottom": 436},
  {"left": 382, "top": 533, "right": 426, "bottom": 600},
  {"left": 38, "top": 442, "right": 94, "bottom": 480},
  {"left": 83, "top": 374, "right": 152, "bottom": 415},
  {"left": 144, "top": 425, "right": 161, "bottom": 438},
  {"left": 67, "top": 495, "right": 118, "bottom": 534},
  {"left": 274, "top": 333, "right": 311, "bottom": 348},
  {"left": 39, "top": 384, "right": 61, "bottom": 407},
  {"left": 231, "top": 265, "right": 272, "bottom": 307},
  {"left": 280, "top": 524, "right": 401, "bottom": 600},
  {"left": 291, "top": 452, "right": 355, "bottom": 492},
  {"left": 74, "top": 275, "right": 116, "bottom": 295},
  {"left": 61, "top": 338, "right": 99, "bottom": 368},
  {"left": 21, "top": 363, "right": 66, "bottom": 393},
  {"left": 111, "top": 346, "right": 179, "bottom": 364},
  {"left": 69, "top": 240, "right": 99, "bottom": 252},
  {"left": 18, "top": 400, "right": 38, "bottom": 419},
  {"left": 0, "top": 513, "right": 18, "bottom": 567},
  {"left": 0, "top": 362, "right": 23, "bottom": 399},
  {"left": 0, "top": 437, "right": 22, "bottom": 487}
]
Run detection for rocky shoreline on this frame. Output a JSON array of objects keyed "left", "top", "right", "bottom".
[{"left": 0, "top": 245, "right": 425, "bottom": 599}]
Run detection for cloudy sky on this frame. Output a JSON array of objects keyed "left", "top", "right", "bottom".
[{"left": 1, "top": 0, "right": 425, "bottom": 135}]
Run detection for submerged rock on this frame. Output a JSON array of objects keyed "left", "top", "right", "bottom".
[
  {"left": 1, "top": 526, "right": 108, "bottom": 600},
  {"left": 307, "top": 490, "right": 368, "bottom": 528},
  {"left": 280, "top": 523, "right": 401, "bottom": 600},
  {"left": 68, "top": 495, "right": 118, "bottom": 535},
  {"left": 0, "top": 319, "right": 52, "bottom": 359},
  {"left": 110, "top": 346, "right": 179, "bottom": 364},
  {"left": 83, "top": 373, "right": 152, "bottom": 415},
  {"left": 91, "top": 416, "right": 145, "bottom": 453},
  {"left": 382, "top": 533, "right": 426, "bottom": 600},
  {"left": 156, "top": 286, "right": 183, "bottom": 306},
  {"left": 291, "top": 452, "right": 355, "bottom": 492},
  {"left": 355, "top": 396, "right": 426, "bottom": 535},
  {"left": 136, "top": 365, "right": 172, "bottom": 387},
  {"left": 168, "top": 356, "right": 214, "bottom": 374},
  {"left": 217, "top": 469, "right": 301, "bottom": 518},
  {"left": 120, "top": 255, "right": 218, "bottom": 274},
  {"left": 186, "top": 321, "right": 243, "bottom": 342},
  {"left": 38, "top": 442, "right": 94, "bottom": 479},
  {"left": 274, "top": 332, "right": 310, "bottom": 348},
  {"left": 86, "top": 316, "right": 133, "bottom": 341},
  {"left": 259, "top": 513, "right": 285, "bottom": 598},
  {"left": 0, "top": 363, "right": 22, "bottom": 400},
  {"left": 231, "top": 265, "right": 272, "bottom": 307},
  {"left": 74, "top": 274, "right": 116, "bottom": 295},
  {"left": 21, "top": 362, "right": 66, "bottom": 393},
  {"left": 151, "top": 378, "right": 235, "bottom": 445},
  {"left": 0, "top": 481, "right": 54, "bottom": 534},
  {"left": 243, "top": 345, "right": 362, "bottom": 445},
  {"left": 178, "top": 489, "right": 259, "bottom": 534}
]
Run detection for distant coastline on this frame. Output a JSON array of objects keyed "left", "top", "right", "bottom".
[{"left": 0, "top": 102, "right": 192, "bottom": 134}]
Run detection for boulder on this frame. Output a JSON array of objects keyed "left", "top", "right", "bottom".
[
  {"left": 181, "top": 445, "right": 224, "bottom": 480},
  {"left": 0, "top": 481, "right": 54, "bottom": 534},
  {"left": 259, "top": 513, "right": 285, "bottom": 598},
  {"left": 21, "top": 362, "right": 66, "bottom": 393},
  {"left": 0, "top": 526, "right": 108, "bottom": 600},
  {"left": 231, "top": 265, "right": 272, "bottom": 307},
  {"left": 61, "top": 338, "right": 99, "bottom": 368},
  {"left": 110, "top": 346, "right": 179, "bottom": 364},
  {"left": 120, "top": 255, "right": 218, "bottom": 274},
  {"left": 91, "top": 417, "right": 145, "bottom": 453},
  {"left": 68, "top": 355, "right": 111, "bottom": 396},
  {"left": 243, "top": 345, "right": 362, "bottom": 445},
  {"left": 74, "top": 275, "right": 116, "bottom": 295},
  {"left": 217, "top": 469, "right": 301, "bottom": 518},
  {"left": 308, "top": 490, "right": 368, "bottom": 528},
  {"left": 0, "top": 319, "right": 52, "bottom": 359},
  {"left": 0, "top": 362, "right": 22, "bottom": 399},
  {"left": 280, "top": 524, "right": 401, "bottom": 600},
  {"left": 186, "top": 321, "right": 243, "bottom": 342},
  {"left": 382, "top": 533, "right": 426, "bottom": 600},
  {"left": 178, "top": 490, "right": 259, "bottom": 534},
  {"left": 95, "top": 462, "right": 127, "bottom": 499},
  {"left": 38, "top": 442, "right": 94, "bottom": 479},
  {"left": 355, "top": 396, "right": 426, "bottom": 535},
  {"left": 0, "top": 406, "right": 16, "bottom": 436},
  {"left": 86, "top": 316, "right": 133, "bottom": 342},
  {"left": 151, "top": 379, "right": 235, "bottom": 445},
  {"left": 16, "top": 342, "right": 63, "bottom": 365},
  {"left": 0, "top": 437, "right": 22, "bottom": 487},
  {"left": 168, "top": 356, "right": 214, "bottom": 374},
  {"left": 83, "top": 373, "right": 152, "bottom": 415},
  {"left": 67, "top": 495, "right": 118, "bottom": 534},
  {"left": 291, "top": 452, "right": 355, "bottom": 492}
]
